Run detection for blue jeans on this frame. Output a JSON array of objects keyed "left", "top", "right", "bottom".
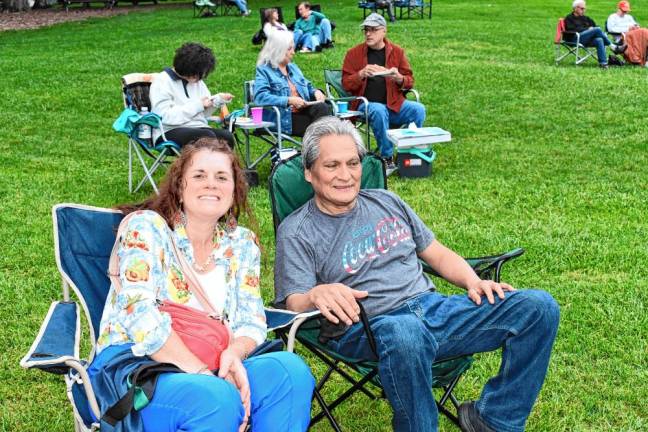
[
  {"left": 327, "top": 290, "right": 560, "bottom": 432},
  {"left": 231, "top": 0, "right": 247, "bottom": 14},
  {"left": 140, "top": 352, "right": 314, "bottom": 432},
  {"left": 360, "top": 100, "right": 426, "bottom": 158},
  {"left": 578, "top": 27, "right": 611, "bottom": 65},
  {"left": 294, "top": 18, "right": 332, "bottom": 50},
  {"left": 294, "top": 29, "right": 315, "bottom": 51}
]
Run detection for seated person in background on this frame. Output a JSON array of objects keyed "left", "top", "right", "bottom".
[
  {"left": 607, "top": 1, "right": 648, "bottom": 66},
  {"left": 342, "top": 13, "right": 425, "bottom": 173},
  {"left": 90, "top": 137, "right": 314, "bottom": 432},
  {"left": 369, "top": 0, "right": 396, "bottom": 23},
  {"left": 293, "top": 1, "right": 334, "bottom": 52},
  {"left": 263, "top": 8, "right": 288, "bottom": 38},
  {"left": 150, "top": 43, "right": 235, "bottom": 148},
  {"left": 564, "top": 0, "right": 624, "bottom": 68},
  {"left": 254, "top": 31, "right": 332, "bottom": 137},
  {"left": 274, "top": 116, "right": 560, "bottom": 432}
]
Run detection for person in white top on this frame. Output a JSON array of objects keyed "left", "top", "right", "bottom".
[
  {"left": 150, "top": 43, "right": 235, "bottom": 148},
  {"left": 606, "top": 1, "right": 648, "bottom": 65},
  {"left": 262, "top": 8, "right": 288, "bottom": 38}
]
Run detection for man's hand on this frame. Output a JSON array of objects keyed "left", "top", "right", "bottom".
[
  {"left": 360, "top": 64, "right": 389, "bottom": 79},
  {"left": 308, "top": 283, "right": 368, "bottom": 325},
  {"left": 387, "top": 67, "right": 404, "bottom": 85},
  {"left": 218, "top": 348, "right": 250, "bottom": 432},
  {"left": 202, "top": 96, "right": 215, "bottom": 109},
  {"left": 466, "top": 280, "right": 516, "bottom": 306}
]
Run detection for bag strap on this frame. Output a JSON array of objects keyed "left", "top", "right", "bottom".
[
  {"left": 102, "top": 362, "right": 181, "bottom": 426},
  {"left": 108, "top": 212, "right": 221, "bottom": 318}
]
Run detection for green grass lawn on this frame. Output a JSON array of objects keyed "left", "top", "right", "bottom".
[{"left": 1, "top": 0, "right": 647, "bottom": 430}]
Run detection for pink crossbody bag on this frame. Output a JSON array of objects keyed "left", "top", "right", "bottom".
[{"left": 108, "top": 212, "right": 231, "bottom": 370}]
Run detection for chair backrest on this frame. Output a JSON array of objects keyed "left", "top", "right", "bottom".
[
  {"left": 323, "top": 69, "right": 350, "bottom": 99},
  {"left": 244, "top": 80, "right": 255, "bottom": 106},
  {"left": 53, "top": 204, "right": 124, "bottom": 349},
  {"left": 269, "top": 153, "right": 386, "bottom": 231},
  {"left": 554, "top": 18, "right": 566, "bottom": 44},
  {"left": 121, "top": 73, "right": 158, "bottom": 112}
]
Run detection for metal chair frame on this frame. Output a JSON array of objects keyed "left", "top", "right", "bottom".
[
  {"left": 555, "top": 18, "right": 597, "bottom": 65},
  {"left": 394, "top": 0, "right": 431, "bottom": 19}
]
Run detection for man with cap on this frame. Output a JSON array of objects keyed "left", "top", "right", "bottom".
[
  {"left": 342, "top": 13, "right": 426, "bottom": 174},
  {"left": 564, "top": 1, "right": 625, "bottom": 68},
  {"left": 607, "top": 1, "right": 648, "bottom": 65}
]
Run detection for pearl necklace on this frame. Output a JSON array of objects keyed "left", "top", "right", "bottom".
[{"left": 192, "top": 254, "right": 214, "bottom": 273}]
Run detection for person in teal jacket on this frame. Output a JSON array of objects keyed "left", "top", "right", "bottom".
[
  {"left": 254, "top": 31, "right": 331, "bottom": 136},
  {"left": 293, "top": 2, "right": 333, "bottom": 52}
]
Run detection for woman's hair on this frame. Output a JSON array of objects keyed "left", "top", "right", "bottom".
[
  {"left": 264, "top": 8, "right": 277, "bottom": 24},
  {"left": 572, "top": 0, "right": 585, "bottom": 9},
  {"left": 302, "top": 116, "right": 367, "bottom": 170},
  {"left": 173, "top": 42, "right": 217, "bottom": 80},
  {"left": 118, "top": 137, "right": 253, "bottom": 229},
  {"left": 257, "top": 30, "right": 294, "bottom": 68}
]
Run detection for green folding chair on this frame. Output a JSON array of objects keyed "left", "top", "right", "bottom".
[{"left": 268, "top": 153, "right": 525, "bottom": 430}]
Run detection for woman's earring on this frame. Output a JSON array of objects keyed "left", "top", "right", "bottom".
[{"left": 225, "top": 209, "right": 237, "bottom": 233}]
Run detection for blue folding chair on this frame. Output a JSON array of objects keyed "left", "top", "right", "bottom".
[{"left": 20, "top": 203, "right": 317, "bottom": 431}]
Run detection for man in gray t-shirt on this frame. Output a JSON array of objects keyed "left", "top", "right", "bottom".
[{"left": 274, "top": 117, "right": 559, "bottom": 432}]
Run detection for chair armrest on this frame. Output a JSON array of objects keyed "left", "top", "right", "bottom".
[
  {"left": 265, "top": 308, "right": 321, "bottom": 352},
  {"left": 404, "top": 88, "right": 420, "bottom": 103},
  {"left": 420, "top": 247, "right": 525, "bottom": 283},
  {"left": 20, "top": 301, "right": 81, "bottom": 375}
]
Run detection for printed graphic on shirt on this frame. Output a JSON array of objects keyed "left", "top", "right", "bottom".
[{"left": 342, "top": 217, "right": 412, "bottom": 274}]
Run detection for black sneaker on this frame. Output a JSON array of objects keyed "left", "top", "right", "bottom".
[
  {"left": 322, "top": 40, "right": 335, "bottom": 49},
  {"left": 458, "top": 402, "right": 495, "bottom": 432}
]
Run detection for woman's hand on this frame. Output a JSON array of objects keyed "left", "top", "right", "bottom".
[
  {"left": 314, "top": 90, "right": 326, "bottom": 102},
  {"left": 202, "top": 96, "right": 215, "bottom": 109},
  {"left": 216, "top": 93, "right": 234, "bottom": 103},
  {"left": 218, "top": 348, "right": 251, "bottom": 431},
  {"left": 288, "top": 96, "right": 307, "bottom": 109}
]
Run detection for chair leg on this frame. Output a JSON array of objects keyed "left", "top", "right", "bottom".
[{"left": 312, "top": 389, "right": 344, "bottom": 432}]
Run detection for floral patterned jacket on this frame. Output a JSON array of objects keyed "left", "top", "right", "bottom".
[{"left": 96, "top": 210, "right": 267, "bottom": 357}]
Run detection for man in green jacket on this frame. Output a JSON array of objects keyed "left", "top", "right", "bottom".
[{"left": 293, "top": 2, "right": 333, "bottom": 52}]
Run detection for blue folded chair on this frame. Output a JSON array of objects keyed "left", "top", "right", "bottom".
[{"left": 20, "top": 203, "right": 315, "bottom": 431}]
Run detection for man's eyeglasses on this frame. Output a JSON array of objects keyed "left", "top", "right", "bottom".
[{"left": 363, "top": 26, "right": 384, "bottom": 34}]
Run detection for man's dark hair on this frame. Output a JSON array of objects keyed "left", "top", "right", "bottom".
[
  {"left": 298, "top": 1, "right": 311, "bottom": 10},
  {"left": 173, "top": 42, "right": 216, "bottom": 80}
]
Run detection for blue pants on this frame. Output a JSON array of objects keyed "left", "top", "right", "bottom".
[
  {"left": 293, "top": 18, "right": 333, "bottom": 50},
  {"left": 327, "top": 290, "right": 560, "bottom": 432},
  {"left": 579, "top": 27, "right": 611, "bottom": 65},
  {"left": 231, "top": 0, "right": 247, "bottom": 14},
  {"left": 140, "top": 352, "right": 314, "bottom": 431},
  {"left": 359, "top": 100, "right": 426, "bottom": 158}
]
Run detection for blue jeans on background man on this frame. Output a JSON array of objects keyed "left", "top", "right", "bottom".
[
  {"left": 578, "top": 27, "right": 611, "bottom": 65},
  {"left": 360, "top": 100, "right": 426, "bottom": 158},
  {"left": 231, "top": 0, "right": 247, "bottom": 14},
  {"left": 327, "top": 290, "right": 560, "bottom": 432},
  {"left": 294, "top": 29, "right": 315, "bottom": 51},
  {"left": 319, "top": 18, "right": 332, "bottom": 44}
]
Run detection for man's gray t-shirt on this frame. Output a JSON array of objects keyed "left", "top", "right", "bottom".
[{"left": 274, "top": 189, "right": 436, "bottom": 317}]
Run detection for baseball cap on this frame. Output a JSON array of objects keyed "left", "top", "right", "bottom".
[
  {"left": 360, "top": 13, "right": 387, "bottom": 28},
  {"left": 618, "top": 1, "right": 631, "bottom": 12}
]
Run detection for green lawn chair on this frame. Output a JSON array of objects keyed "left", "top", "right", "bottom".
[{"left": 268, "top": 153, "right": 525, "bottom": 430}]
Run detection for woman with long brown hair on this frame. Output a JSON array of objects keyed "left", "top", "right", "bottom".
[{"left": 89, "top": 137, "right": 314, "bottom": 432}]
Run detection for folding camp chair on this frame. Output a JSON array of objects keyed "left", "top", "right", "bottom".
[
  {"left": 19, "top": 203, "right": 311, "bottom": 431},
  {"left": 555, "top": 18, "right": 597, "bottom": 65},
  {"left": 394, "top": 0, "right": 431, "bottom": 19},
  {"left": 117, "top": 73, "right": 181, "bottom": 194},
  {"left": 228, "top": 80, "right": 305, "bottom": 186},
  {"left": 268, "top": 153, "right": 525, "bottom": 430},
  {"left": 252, "top": 6, "right": 285, "bottom": 45},
  {"left": 358, "top": 0, "right": 392, "bottom": 19}
]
